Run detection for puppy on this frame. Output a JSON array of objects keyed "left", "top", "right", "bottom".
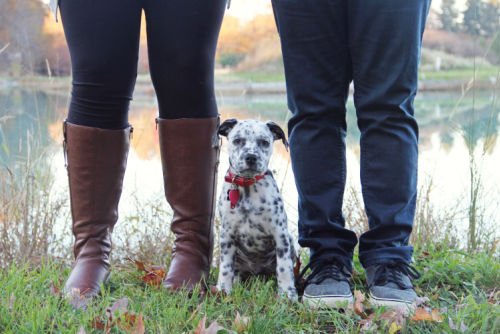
[{"left": 215, "top": 119, "right": 297, "bottom": 300}]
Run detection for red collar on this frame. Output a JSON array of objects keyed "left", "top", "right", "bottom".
[
  {"left": 224, "top": 170, "right": 267, "bottom": 187},
  {"left": 224, "top": 170, "right": 268, "bottom": 209}
]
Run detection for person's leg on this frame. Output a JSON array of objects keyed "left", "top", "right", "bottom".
[
  {"left": 272, "top": 0, "right": 356, "bottom": 270},
  {"left": 143, "top": 0, "right": 226, "bottom": 291},
  {"left": 348, "top": 0, "right": 430, "bottom": 305},
  {"left": 272, "top": 0, "right": 356, "bottom": 307},
  {"left": 59, "top": 0, "right": 141, "bottom": 299},
  {"left": 61, "top": 0, "right": 141, "bottom": 130}
]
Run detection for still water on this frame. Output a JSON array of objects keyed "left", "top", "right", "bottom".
[{"left": 1, "top": 85, "right": 499, "bottom": 244}]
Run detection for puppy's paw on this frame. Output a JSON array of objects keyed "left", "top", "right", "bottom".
[
  {"left": 278, "top": 286, "right": 299, "bottom": 302},
  {"left": 216, "top": 282, "right": 232, "bottom": 295}
]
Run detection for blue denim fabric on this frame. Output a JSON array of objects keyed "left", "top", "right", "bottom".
[{"left": 272, "top": 0, "right": 431, "bottom": 271}]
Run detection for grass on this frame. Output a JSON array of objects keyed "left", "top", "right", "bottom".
[
  {"left": 418, "top": 66, "right": 499, "bottom": 81},
  {"left": 1, "top": 246, "right": 498, "bottom": 333},
  {"left": 5, "top": 65, "right": 496, "bottom": 86}
]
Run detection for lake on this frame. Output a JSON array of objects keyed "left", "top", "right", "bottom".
[{"left": 1, "top": 83, "right": 499, "bottom": 249}]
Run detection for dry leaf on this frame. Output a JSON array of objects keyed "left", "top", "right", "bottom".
[
  {"left": 127, "top": 257, "right": 147, "bottom": 272},
  {"left": 67, "top": 289, "right": 89, "bottom": 310},
  {"left": 358, "top": 313, "right": 377, "bottom": 332},
  {"left": 192, "top": 315, "right": 229, "bottom": 334},
  {"left": 205, "top": 320, "right": 227, "bottom": 334},
  {"left": 184, "top": 304, "right": 202, "bottom": 327},
  {"left": 430, "top": 308, "right": 443, "bottom": 322},
  {"left": 412, "top": 296, "right": 430, "bottom": 307},
  {"left": 388, "top": 321, "right": 402, "bottom": 334},
  {"left": 127, "top": 257, "right": 166, "bottom": 286},
  {"left": 449, "top": 318, "right": 468, "bottom": 332},
  {"left": 50, "top": 282, "right": 61, "bottom": 297},
  {"left": 9, "top": 293, "right": 14, "bottom": 310},
  {"left": 91, "top": 317, "right": 107, "bottom": 331},
  {"left": 107, "top": 297, "right": 130, "bottom": 321},
  {"left": 234, "top": 312, "right": 250, "bottom": 333},
  {"left": 353, "top": 290, "right": 366, "bottom": 317},
  {"left": 76, "top": 326, "right": 87, "bottom": 334},
  {"left": 193, "top": 315, "right": 207, "bottom": 334},
  {"left": 411, "top": 307, "right": 432, "bottom": 322},
  {"left": 131, "top": 314, "right": 145, "bottom": 334}
]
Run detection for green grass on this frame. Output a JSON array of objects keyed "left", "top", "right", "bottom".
[
  {"left": 216, "top": 71, "right": 286, "bottom": 83},
  {"left": 1, "top": 247, "right": 498, "bottom": 333},
  {"left": 419, "top": 66, "right": 499, "bottom": 81}
]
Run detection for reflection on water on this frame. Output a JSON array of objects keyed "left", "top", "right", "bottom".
[{"left": 1, "top": 87, "right": 499, "bottom": 242}]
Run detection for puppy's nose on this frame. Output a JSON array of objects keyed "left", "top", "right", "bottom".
[{"left": 245, "top": 154, "right": 257, "bottom": 166}]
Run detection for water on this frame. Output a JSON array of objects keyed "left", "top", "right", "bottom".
[{"left": 1, "top": 85, "right": 499, "bottom": 245}]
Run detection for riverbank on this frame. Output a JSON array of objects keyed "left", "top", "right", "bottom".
[
  {"left": 1, "top": 246, "right": 498, "bottom": 333},
  {"left": 1, "top": 66, "right": 497, "bottom": 96}
]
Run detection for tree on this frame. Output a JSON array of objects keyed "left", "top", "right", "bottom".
[
  {"left": 462, "top": 0, "right": 500, "bottom": 37},
  {"left": 441, "top": 0, "right": 459, "bottom": 32},
  {"left": 0, "top": 0, "right": 47, "bottom": 75}
]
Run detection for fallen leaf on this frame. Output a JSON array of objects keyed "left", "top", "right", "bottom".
[
  {"left": 449, "top": 318, "right": 468, "bottom": 332},
  {"left": 353, "top": 290, "right": 366, "bottom": 317},
  {"left": 412, "top": 296, "right": 430, "bottom": 308},
  {"left": 358, "top": 313, "right": 377, "bottom": 331},
  {"left": 192, "top": 315, "right": 229, "bottom": 334},
  {"left": 141, "top": 269, "right": 166, "bottom": 287},
  {"left": 106, "top": 298, "right": 130, "bottom": 321},
  {"left": 131, "top": 314, "right": 145, "bottom": 334},
  {"left": 388, "top": 321, "right": 402, "bottom": 334},
  {"left": 50, "top": 282, "right": 61, "bottom": 297},
  {"left": 91, "top": 317, "right": 107, "bottom": 331},
  {"left": 126, "top": 257, "right": 147, "bottom": 272},
  {"left": 431, "top": 308, "right": 443, "bottom": 322},
  {"left": 9, "top": 293, "right": 14, "bottom": 310},
  {"left": 67, "top": 289, "right": 89, "bottom": 311},
  {"left": 76, "top": 326, "right": 87, "bottom": 334},
  {"left": 127, "top": 257, "right": 166, "bottom": 286},
  {"left": 193, "top": 315, "right": 207, "bottom": 334},
  {"left": 184, "top": 304, "right": 202, "bottom": 327},
  {"left": 234, "top": 312, "right": 250, "bottom": 333},
  {"left": 205, "top": 320, "right": 228, "bottom": 334},
  {"left": 411, "top": 307, "right": 432, "bottom": 322}
]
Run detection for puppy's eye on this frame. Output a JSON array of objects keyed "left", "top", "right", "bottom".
[
  {"left": 233, "top": 138, "right": 242, "bottom": 145},
  {"left": 258, "top": 140, "right": 270, "bottom": 147}
]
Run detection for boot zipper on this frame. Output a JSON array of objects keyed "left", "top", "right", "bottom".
[{"left": 62, "top": 120, "right": 68, "bottom": 169}]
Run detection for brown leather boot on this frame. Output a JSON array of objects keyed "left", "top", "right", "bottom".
[
  {"left": 156, "top": 117, "right": 220, "bottom": 291},
  {"left": 63, "top": 121, "right": 131, "bottom": 297}
]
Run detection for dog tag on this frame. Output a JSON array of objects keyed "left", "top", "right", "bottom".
[{"left": 229, "top": 189, "right": 240, "bottom": 209}]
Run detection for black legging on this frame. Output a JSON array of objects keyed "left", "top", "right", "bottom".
[{"left": 60, "top": 0, "right": 227, "bottom": 130}]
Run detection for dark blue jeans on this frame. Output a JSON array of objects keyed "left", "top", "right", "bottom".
[{"left": 272, "top": 0, "right": 431, "bottom": 271}]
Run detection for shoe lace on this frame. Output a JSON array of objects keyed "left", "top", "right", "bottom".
[
  {"left": 296, "top": 258, "right": 351, "bottom": 293},
  {"left": 371, "top": 262, "right": 421, "bottom": 290}
]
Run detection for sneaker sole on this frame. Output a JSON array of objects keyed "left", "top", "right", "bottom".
[
  {"left": 303, "top": 293, "right": 354, "bottom": 309},
  {"left": 368, "top": 293, "right": 415, "bottom": 309}
]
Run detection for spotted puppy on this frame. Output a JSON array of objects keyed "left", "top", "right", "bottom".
[{"left": 216, "top": 119, "right": 297, "bottom": 300}]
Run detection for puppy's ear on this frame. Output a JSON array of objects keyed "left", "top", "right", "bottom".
[
  {"left": 266, "top": 121, "right": 289, "bottom": 151},
  {"left": 217, "top": 118, "right": 238, "bottom": 137}
]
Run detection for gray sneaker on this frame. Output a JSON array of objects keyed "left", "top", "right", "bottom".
[
  {"left": 299, "top": 259, "right": 354, "bottom": 309},
  {"left": 366, "top": 262, "right": 421, "bottom": 308}
]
